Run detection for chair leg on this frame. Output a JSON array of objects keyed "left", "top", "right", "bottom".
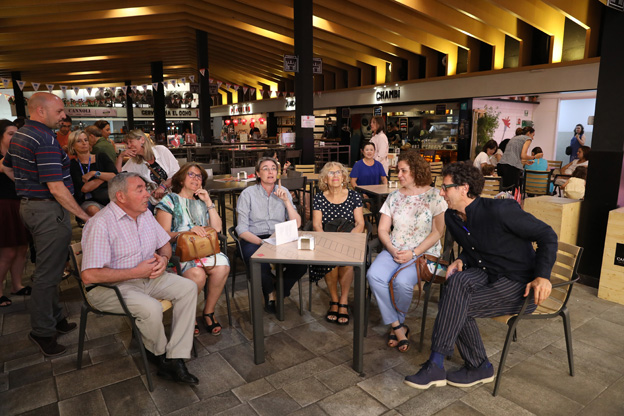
[
  {"left": 364, "top": 284, "right": 371, "bottom": 338},
  {"left": 231, "top": 255, "right": 237, "bottom": 298},
  {"left": 77, "top": 305, "right": 89, "bottom": 369},
  {"left": 131, "top": 318, "right": 155, "bottom": 392},
  {"left": 224, "top": 279, "right": 232, "bottom": 326},
  {"left": 308, "top": 280, "right": 313, "bottom": 312},
  {"left": 247, "top": 278, "right": 254, "bottom": 323},
  {"left": 298, "top": 278, "right": 304, "bottom": 316},
  {"left": 561, "top": 307, "right": 575, "bottom": 376},
  {"left": 493, "top": 317, "right": 519, "bottom": 396},
  {"left": 419, "top": 281, "right": 433, "bottom": 352}
]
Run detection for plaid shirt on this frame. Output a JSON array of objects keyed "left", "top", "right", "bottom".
[{"left": 81, "top": 202, "right": 170, "bottom": 272}]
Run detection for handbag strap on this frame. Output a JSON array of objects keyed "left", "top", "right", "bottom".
[
  {"left": 144, "top": 162, "right": 164, "bottom": 185},
  {"left": 389, "top": 258, "right": 418, "bottom": 314}
]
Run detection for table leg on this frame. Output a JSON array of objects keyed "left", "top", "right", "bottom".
[
  {"left": 251, "top": 261, "right": 265, "bottom": 364},
  {"left": 352, "top": 264, "right": 365, "bottom": 374},
  {"left": 218, "top": 193, "right": 227, "bottom": 235},
  {"left": 276, "top": 264, "right": 284, "bottom": 321}
]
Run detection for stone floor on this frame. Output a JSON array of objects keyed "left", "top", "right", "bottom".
[{"left": 2, "top": 251, "right": 624, "bottom": 416}]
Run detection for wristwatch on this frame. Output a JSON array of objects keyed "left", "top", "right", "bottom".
[
  {"left": 411, "top": 250, "right": 416, "bottom": 259},
  {"left": 94, "top": 171, "right": 101, "bottom": 178}
]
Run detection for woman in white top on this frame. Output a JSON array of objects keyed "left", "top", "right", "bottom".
[
  {"left": 369, "top": 116, "right": 389, "bottom": 175},
  {"left": 116, "top": 130, "right": 180, "bottom": 207},
  {"left": 555, "top": 146, "right": 590, "bottom": 187},
  {"left": 473, "top": 140, "right": 498, "bottom": 171}
]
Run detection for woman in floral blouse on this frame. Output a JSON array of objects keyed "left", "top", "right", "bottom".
[{"left": 366, "top": 151, "right": 447, "bottom": 352}]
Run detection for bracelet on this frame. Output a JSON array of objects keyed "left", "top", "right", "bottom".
[
  {"left": 206, "top": 204, "right": 216, "bottom": 210},
  {"left": 159, "top": 184, "right": 167, "bottom": 190}
]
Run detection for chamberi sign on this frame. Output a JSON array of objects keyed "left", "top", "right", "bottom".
[{"left": 375, "top": 88, "right": 400, "bottom": 101}]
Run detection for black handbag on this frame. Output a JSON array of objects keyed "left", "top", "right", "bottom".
[
  {"left": 324, "top": 218, "right": 356, "bottom": 233},
  {"left": 565, "top": 146, "right": 572, "bottom": 156}
]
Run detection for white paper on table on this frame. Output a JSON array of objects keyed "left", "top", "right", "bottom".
[{"left": 275, "top": 219, "right": 298, "bottom": 245}]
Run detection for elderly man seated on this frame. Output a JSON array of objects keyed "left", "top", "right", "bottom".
[{"left": 81, "top": 172, "right": 199, "bottom": 385}]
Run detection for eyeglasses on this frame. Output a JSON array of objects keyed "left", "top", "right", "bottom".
[
  {"left": 187, "top": 172, "right": 202, "bottom": 179},
  {"left": 260, "top": 166, "right": 277, "bottom": 172},
  {"left": 327, "top": 170, "right": 342, "bottom": 177},
  {"left": 441, "top": 183, "right": 460, "bottom": 191}
]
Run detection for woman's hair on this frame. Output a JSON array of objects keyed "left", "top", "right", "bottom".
[
  {"left": 317, "top": 161, "right": 349, "bottom": 191},
  {"left": 579, "top": 145, "right": 591, "bottom": 160},
  {"left": 362, "top": 141, "right": 375, "bottom": 150},
  {"left": 84, "top": 125, "right": 102, "bottom": 138},
  {"left": 0, "top": 119, "right": 16, "bottom": 140},
  {"left": 93, "top": 120, "right": 110, "bottom": 130},
  {"left": 254, "top": 156, "right": 278, "bottom": 183},
  {"left": 397, "top": 150, "right": 431, "bottom": 187},
  {"left": 13, "top": 116, "right": 27, "bottom": 129},
  {"left": 171, "top": 163, "right": 207, "bottom": 194},
  {"left": 515, "top": 127, "right": 524, "bottom": 136},
  {"left": 572, "top": 166, "right": 587, "bottom": 180},
  {"left": 442, "top": 161, "right": 484, "bottom": 198},
  {"left": 371, "top": 116, "right": 386, "bottom": 134},
  {"left": 481, "top": 165, "right": 496, "bottom": 176},
  {"left": 531, "top": 146, "right": 543, "bottom": 155},
  {"left": 67, "top": 130, "right": 87, "bottom": 156},
  {"left": 575, "top": 124, "right": 585, "bottom": 135},
  {"left": 499, "top": 138, "right": 510, "bottom": 153},
  {"left": 482, "top": 140, "right": 498, "bottom": 153},
  {"left": 124, "top": 129, "right": 154, "bottom": 163},
  {"left": 523, "top": 126, "right": 535, "bottom": 135}
]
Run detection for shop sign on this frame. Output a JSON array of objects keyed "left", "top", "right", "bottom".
[
  {"left": 373, "top": 106, "right": 383, "bottom": 116},
  {"left": 615, "top": 243, "right": 624, "bottom": 267},
  {"left": 313, "top": 58, "right": 323, "bottom": 74},
  {"left": 64, "top": 107, "right": 117, "bottom": 117},
  {"left": 229, "top": 104, "right": 253, "bottom": 115},
  {"left": 284, "top": 55, "right": 299, "bottom": 73},
  {"left": 135, "top": 108, "right": 199, "bottom": 118},
  {"left": 301, "top": 115, "right": 315, "bottom": 128},
  {"left": 375, "top": 88, "right": 400, "bottom": 101}
]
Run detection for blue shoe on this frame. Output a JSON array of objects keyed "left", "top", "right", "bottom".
[
  {"left": 404, "top": 360, "right": 446, "bottom": 390},
  {"left": 446, "top": 361, "right": 495, "bottom": 388}
]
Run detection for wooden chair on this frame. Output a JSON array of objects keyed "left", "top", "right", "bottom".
[
  {"left": 423, "top": 149, "right": 437, "bottom": 162},
  {"left": 279, "top": 176, "right": 308, "bottom": 220},
  {"left": 523, "top": 170, "right": 553, "bottom": 198},
  {"left": 481, "top": 177, "right": 503, "bottom": 198},
  {"left": 284, "top": 148, "right": 302, "bottom": 165},
  {"left": 491, "top": 242, "right": 583, "bottom": 396},
  {"left": 547, "top": 160, "right": 562, "bottom": 171},
  {"left": 430, "top": 161, "right": 443, "bottom": 177},
  {"left": 294, "top": 164, "right": 315, "bottom": 174},
  {"left": 69, "top": 242, "right": 195, "bottom": 392}
]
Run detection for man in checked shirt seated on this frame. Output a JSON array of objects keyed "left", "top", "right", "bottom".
[{"left": 81, "top": 172, "right": 199, "bottom": 385}]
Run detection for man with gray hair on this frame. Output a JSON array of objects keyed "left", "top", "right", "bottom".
[
  {"left": 81, "top": 172, "right": 199, "bottom": 385},
  {"left": 2, "top": 92, "right": 90, "bottom": 357}
]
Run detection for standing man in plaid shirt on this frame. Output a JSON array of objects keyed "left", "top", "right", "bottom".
[{"left": 2, "top": 93, "right": 90, "bottom": 356}]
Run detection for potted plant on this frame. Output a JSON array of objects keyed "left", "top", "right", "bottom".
[{"left": 476, "top": 105, "right": 500, "bottom": 155}]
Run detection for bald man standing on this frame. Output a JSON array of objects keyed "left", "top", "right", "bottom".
[{"left": 2, "top": 92, "right": 90, "bottom": 357}]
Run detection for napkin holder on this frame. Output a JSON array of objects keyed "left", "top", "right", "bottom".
[{"left": 298, "top": 235, "right": 315, "bottom": 250}]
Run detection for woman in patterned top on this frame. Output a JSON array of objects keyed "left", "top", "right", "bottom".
[
  {"left": 366, "top": 151, "right": 447, "bottom": 352},
  {"left": 311, "top": 162, "right": 364, "bottom": 325},
  {"left": 155, "top": 163, "right": 230, "bottom": 336}
]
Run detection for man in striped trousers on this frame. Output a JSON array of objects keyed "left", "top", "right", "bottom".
[{"left": 405, "top": 162, "right": 558, "bottom": 390}]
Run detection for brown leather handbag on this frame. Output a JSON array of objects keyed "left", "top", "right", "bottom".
[{"left": 175, "top": 227, "right": 220, "bottom": 270}]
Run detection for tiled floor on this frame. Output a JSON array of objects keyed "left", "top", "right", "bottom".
[{"left": 2, "top": 248, "right": 624, "bottom": 415}]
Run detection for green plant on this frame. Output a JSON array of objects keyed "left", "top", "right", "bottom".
[{"left": 476, "top": 105, "right": 500, "bottom": 154}]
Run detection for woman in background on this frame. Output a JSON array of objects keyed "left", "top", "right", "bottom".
[
  {"left": 497, "top": 126, "right": 535, "bottom": 189},
  {"left": 350, "top": 142, "right": 388, "bottom": 188},
  {"left": 370, "top": 116, "right": 389, "bottom": 175},
  {"left": 473, "top": 140, "right": 498, "bottom": 171},
  {"left": 569, "top": 124, "right": 585, "bottom": 162}
]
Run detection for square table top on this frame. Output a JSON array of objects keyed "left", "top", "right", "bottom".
[
  {"left": 355, "top": 184, "right": 396, "bottom": 196},
  {"left": 251, "top": 231, "right": 366, "bottom": 266}
]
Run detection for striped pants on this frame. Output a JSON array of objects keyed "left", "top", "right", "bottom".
[{"left": 431, "top": 268, "right": 535, "bottom": 368}]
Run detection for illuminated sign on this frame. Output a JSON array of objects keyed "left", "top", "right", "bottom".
[
  {"left": 229, "top": 104, "right": 253, "bottom": 115},
  {"left": 375, "top": 88, "right": 400, "bottom": 101}
]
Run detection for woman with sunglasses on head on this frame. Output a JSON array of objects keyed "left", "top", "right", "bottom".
[
  {"left": 236, "top": 157, "right": 307, "bottom": 313},
  {"left": 155, "top": 163, "right": 230, "bottom": 336},
  {"left": 366, "top": 151, "right": 447, "bottom": 352},
  {"left": 311, "top": 162, "right": 364, "bottom": 325}
]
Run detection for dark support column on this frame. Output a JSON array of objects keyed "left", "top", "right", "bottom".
[
  {"left": 577, "top": 7, "right": 624, "bottom": 282},
  {"left": 196, "top": 30, "right": 211, "bottom": 143},
  {"left": 457, "top": 99, "right": 472, "bottom": 162},
  {"left": 125, "top": 80, "right": 134, "bottom": 131},
  {"left": 294, "top": 0, "right": 314, "bottom": 163},
  {"left": 11, "top": 72, "right": 26, "bottom": 118},
  {"left": 151, "top": 61, "right": 166, "bottom": 144}
]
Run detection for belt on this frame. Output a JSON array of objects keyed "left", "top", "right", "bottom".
[{"left": 21, "top": 197, "right": 55, "bottom": 202}]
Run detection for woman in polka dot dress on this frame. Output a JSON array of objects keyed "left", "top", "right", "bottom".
[{"left": 311, "top": 162, "right": 365, "bottom": 325}]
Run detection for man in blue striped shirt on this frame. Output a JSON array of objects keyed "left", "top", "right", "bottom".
[{"left": 2, "top": 92, "right": 90, "bottom": 357}]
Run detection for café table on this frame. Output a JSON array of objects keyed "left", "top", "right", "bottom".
[
  {"left": 355, "top": 183, "right": 396, "bottom": 216},
  {"left": 204, "top": 174, "right": 256, "bottom": 232},
  {"left": 250, "top": 231, "right": 368, "bottom": 373}
]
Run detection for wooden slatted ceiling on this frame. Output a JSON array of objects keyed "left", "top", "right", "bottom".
[{"left": 0, "top": 0, "right": 603, "bottom": 94}]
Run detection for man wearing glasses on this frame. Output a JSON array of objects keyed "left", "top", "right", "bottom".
[
  {"left": 56, "top": 116, "right": 72, "bottom": 152},
  {"left": 405, "top": 161, "right": 557, "bottom": 390}
]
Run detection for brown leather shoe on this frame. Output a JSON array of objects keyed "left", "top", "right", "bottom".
[{"left": 29, "top": 333, "right": 67, "bottom": 357}]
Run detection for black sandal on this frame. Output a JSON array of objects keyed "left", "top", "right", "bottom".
[
  {"left": 392, "top": 323, "right": 410, "bottom": 353},
  {"left": 11, "top": 286, "right": 32, "bottom": 296},
  {"left": 203, "top": 313, "right": 222, "bottom": 336},
  {"left": 0, "top": 296, "right": 12, "bottom": 307},
  {"left": 326, "top": 301, "right": 339, "bottom": 323},
  {"left": 337, "top": 304, "right": 350, "bottom": 325}
]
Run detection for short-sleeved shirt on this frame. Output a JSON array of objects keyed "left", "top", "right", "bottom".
[
  {"left": 499, "top": 135, "right": 531, "bottom": 170},
  {"left": 312, "top": 189, "right": 363, "bottom": 225},
  {"left": 235, "top": 183, "right": 296, "bottom": 237},
  {"left": 91, "top": 137, "right": 117, "bottom": 165},
  {"left": 473, "top": 152, "right": 491, "bottom": 169},
  {"left": 350, "top": 159, "right": 387, "bottom": 186},
  {"left": 379, "top": 187, "right": 447, "bottom": 256},
  {"left": 2, "top": 120, "right": 73, "bottom": 198},
  {"left": 122, "top": 145, "right": 180, "bottom": 204},
  {"left": 81, "top": 202, "right": 170, "bottom": 272}
]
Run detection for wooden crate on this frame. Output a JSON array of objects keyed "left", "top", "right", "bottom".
[
  {"left": 524, "top": 196, "right": 581, "bottom": 245},
  {"left": 598, "top": 207, "right": 624, "bottom": 305}
]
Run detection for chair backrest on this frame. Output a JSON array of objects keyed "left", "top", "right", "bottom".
[
  {"left": 279, "top": 176, "right": 307, "bottom": 192},
  {"left": 547, "top": 160, "right": 562, "bottom": 170},
  {"left": 295, "top": 164, "right": 315, "bottom": 174},
  {"left": 285, "top": 149, "right": 302, "bottom": 159},
  {"left": 68, "top": 242, "right": 96, "bottom": 308},
  {"left": 536, "top": 242, "right": 583, "bottom": 314},
  {"left": 228, "top": 226, "right": 247, "bottom": 271},
  {"left": 423, "top": 150, "right": 436, "bottom": 162},
  {"left": 523, "top": 170, "right": 552, "bottom": 196},
  {"left": 283, "top": 169, "right": 302, "bottom": 178},
  {"left": 430, "top": 161, "right": 443, "bottom": 176},
  {"left": 481, "top": 177, "right": 502, "bottom": 198},
  {"left": 231, "top": 166, "right": 256, "bottom": 177}
]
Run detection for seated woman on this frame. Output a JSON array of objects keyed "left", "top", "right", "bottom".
[
  {"left": 155, "top": 163, "right": 230, "bottom": 336},
  {"left": 555, "top": 145, "right": 590, "bottom": 186},
  {"left": 236, "top": 157, "right": 307, "bottom": 313},
  {"left": 524, "top": 146, "right": 552, "bottom": 193},
  {"left": 366, "top": 151, "right": 446, "bottom": 352},
  {"left": 473, "top": 140, "right": 498, "bottom": 171},
  {"left": 68, "top": 130, "right": 117, "bottom": 216},
  {"left": 349, "top": 142, "right": 388, "bottom": 188},
  {"left": 311, "top": 162, "right": 364, "bottom": 325}
]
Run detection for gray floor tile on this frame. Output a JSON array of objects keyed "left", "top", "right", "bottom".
[
  {"left": 358, "top": 368, "right": 421, "bottom": 409},
  {"left": 0, "top": 371, "right": 8, "bottom": 393},
  {"left": 460, "top": 388, "right": 535, "bottom": 416},
  {"left": 51, "top": 351, "right": 91, "bottom": 376},
  {"left": 57, "top": 389, "right": 108, "bottom": 416},
  {"left": 316, "top": 364, "right": 364, "bottom": 393},
  {"left": 284, "top": 321, "right": 350, "bottom": 356},
  {"left": 265, "top": 331, "right": 318, "bottom": 370},
  {"left": 220, "top": 342, "right": 281, "bottom": 383},
  {"left": 19, "top": 403, "right": 60, "bottom": 416},
  {"left": 434, "top": 401, "right": 486, "bottom": 416},
  {"left": 396, "top": 386, "right": 467, "bottom": 416},
  {"left": 318, "top": 385, "right": 387, "bottom": 416},
  {"left": 266, "top": 357, "right": 335, "bottom": 389},
  {"left": 215, "top": 402, "right": 259, "bottom": 416},
  {"left": 232, "top": 378, "right": 276, "bottom": 402},
  {"left": 283, "top": 376, "right": 333, "bottom": 407},
  {"left": 1, "top": 311, "right": 31, "bottom": 336},
  {"left": 142, "top": 373, "right": 200, "bottom": 414},
  {"left": 570, "top": 316, "right": 624, "bottom": 356},
  {"left": 249, "top": 389, "right": 301, "bottom": 416},
  {"left": 0, "top": 377, "right": 58, "bottom": 415},
  {"left": 101, "top": 377, "right": 159, "bottom": 416},
  {"left": 4, "top": 352, "right": 44, "bottom": 372},
  {"left": 167, "top": 391, "right": 243, "bottom": 416},
  {"left": 198, "top": 326, "right": 249, "bottom": 353},
  {"left": 577, "top": 374, "right": 624, "bottom": 416},
  {"left": 87, "top": 340, "right": 129, "bottom": 364},
  {"left": 288, "top": 403, "right": 329, "bottom": 416},
  {"left": 9, "top": 360, "right": 53, "bottom": 389},
  {"left": 186, "top": 353, "right": 247, "bottom": 400}
]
